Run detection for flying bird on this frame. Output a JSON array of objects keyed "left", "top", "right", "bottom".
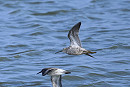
[
  {"left": 37, "top": 68, "right": 71, "bottom": 87},
  {"left": 55, "top": 22, "right": 96, "bottom": 58}
]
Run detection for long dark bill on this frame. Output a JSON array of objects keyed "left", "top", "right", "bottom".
[{"left": 55, "top": 50, "right": 63, "bottom": 54}]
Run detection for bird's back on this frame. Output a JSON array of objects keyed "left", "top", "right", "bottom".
[{"left": 63, "top": 46, "right": 86, "bottom": 55}]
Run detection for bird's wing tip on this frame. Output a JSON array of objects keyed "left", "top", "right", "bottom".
[
  {"left": 79, "top": 22, "right": 81, "bottom": 24},
  {"left": 77, "top": 22, "right": 81, "bottom": 26}
]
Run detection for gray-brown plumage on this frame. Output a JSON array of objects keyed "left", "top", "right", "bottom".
[
  {"left": 37, "top": 68, "right": 71, "bottom": 87},
  {"left": 55, "top": 22, "right": 96, "bottom": 58}
]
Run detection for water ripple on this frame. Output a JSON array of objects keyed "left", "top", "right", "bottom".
[
  {"left": 0, "top": 0, "right": 130, "bottom": 87},
  {"left": 31, "top": 10, "right": 69, "bottom": 16}
]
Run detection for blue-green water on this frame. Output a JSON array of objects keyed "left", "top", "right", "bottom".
[{"left": 0, "top": 0, "right": 130, "bottom": 87}]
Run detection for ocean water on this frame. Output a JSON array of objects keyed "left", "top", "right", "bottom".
[{"left": 0, "top": 0, "right": 130, "bottom": 87}]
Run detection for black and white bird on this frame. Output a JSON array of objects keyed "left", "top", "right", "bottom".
[
  {"left": 37, "top": 68, "right": 71, "bottom": 87},
  {"left": 55, "top": 22, "right": 96, "bottom": 58}
]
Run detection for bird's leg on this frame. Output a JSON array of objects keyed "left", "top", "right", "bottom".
[
  {"left": 55, "top": 50, "right": 63, "bottom": 54},
  {"left": 83, "top": 51, "right": 95, "bottom": 58},
  {"left": 85, "top": 53, "right": 95, "bottom": 58}
]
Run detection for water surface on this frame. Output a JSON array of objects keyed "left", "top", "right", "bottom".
[{"left": 0, "top": 0, "right": 130, "bottom": 87}]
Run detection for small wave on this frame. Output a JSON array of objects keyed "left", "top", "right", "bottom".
[
  {"left": 108, "top": 71, "right": 129, "bottom": 76},
  {"left": 0, "top": 57, "right": 11, "bottom": 61},
  {"left": 27, "top": 2, "right": 43, "bottom": 4},
  {"left": 120, "top": 45, "right": 130, "bottom": 49},
  {"left": 60, "top": 55, "right": 75, "bottom": 58},
  {"left": 31, "top": 10, "right": 69, "bottom": 16},
  {"left": 121, "top": 8, "right": 130, "bottom": 12},
  {"left": 6, "top": 44, "right": 28, "bottom": 48},
  {"left": 85, "top": 81, "right": 112, "bottom": 87},
  {"left": 49, "top": 64, "right": 73, "bottom": 67},
  {"left": 63, "top": 75, "right": 85, "bottom": 81},
  {"left": 44, "top": 1, "right": 55, "bottom": 3},
  {"left": 107, "top": 46, "right": 118, "bottom": 49},
  {"left": 9, "top": 50, "right": 35, "bottom": 55},
  {"left": 78, "top": 66, "right": 93, "bottom": 69},
  {"left": 103, "top": 44, "right": 130, "bottom": 50},
  {"left": 9, "top": 9, "right": 21, "bottom": 14},
  {"left": 88, "top": 73, "right": 106, "bottom": 78},
  {"left": 29, "top": 32, "right": 43, "bottom": 36},
  {"left": 112, "top": 60, "right": 129, "bottom": 64},
  {"left": 87, "top": 16, "right": 103, "bottom": 21},
  {"left": 0, "top": 81, "right": 50, "bottom": 87},
  {"left": 27, "top": 1, "right": 55, "bottom": 4},
  {"left": 3, "top": 2, "right": 21, "bottom": 8}
]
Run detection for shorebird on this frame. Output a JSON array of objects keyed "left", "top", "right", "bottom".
[
  {"left": 37, "top": 68, "right": 71, "bottom": 87},
  {"left": 55, "top": 22, "right": 96, "bottom": 58}
]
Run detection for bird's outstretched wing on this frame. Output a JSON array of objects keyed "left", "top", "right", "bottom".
[
  {"left": 68, "top": 22, "right": 82, "bottom": 47},
  {"left": 51, "top": 75, "right": 62, "bottom": 87}
]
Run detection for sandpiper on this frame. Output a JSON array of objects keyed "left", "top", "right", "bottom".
[
  {"left": 37, "top": 68, "right": 71, "bottom": 87},
  {"left": 55, "top": 22, "right": 96, "bottom": 58}
]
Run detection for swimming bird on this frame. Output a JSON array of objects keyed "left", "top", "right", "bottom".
[
  {"left": 55, "top": 22, "right": 96, "bottom": 58},
  {"left": 37, "top": 68, "right": 71, "bottom": 87}
]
